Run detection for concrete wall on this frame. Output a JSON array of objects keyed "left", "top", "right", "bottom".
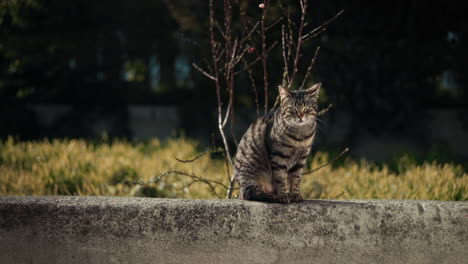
[{"left": 0, "top": 196, "right": 466, "bottom": 264}]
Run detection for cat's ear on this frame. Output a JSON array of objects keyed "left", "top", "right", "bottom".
[
  {"left": 305, "top": 83, "right": 321, "bottom": 100},
  {"left": 278, "top": 85, "right": 292, "bottom": 101}
]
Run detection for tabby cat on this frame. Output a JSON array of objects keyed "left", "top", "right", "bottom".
[{"left": 234, "top": 83, "right": 320, "bottom": 203}]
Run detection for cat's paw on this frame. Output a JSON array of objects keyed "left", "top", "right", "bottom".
[
  {"left": 289, "top": 193, "right": 304, "bottom": 203},
  {"left": 272, "top": 193, "right": 290, "bottom": 204}
]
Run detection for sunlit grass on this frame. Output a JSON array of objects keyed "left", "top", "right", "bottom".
[{"left": 0, "top": 137, "right": 466, "bottom": 200}]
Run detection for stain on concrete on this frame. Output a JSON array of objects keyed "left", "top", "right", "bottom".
[{"left": 417, "top": 203, "right": 424, "bottom": 215}]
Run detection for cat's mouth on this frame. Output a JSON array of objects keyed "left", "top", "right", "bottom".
[
  {"left": 285, "top": 117, "right": 313, "bottom": 126},
  {"left": 293, "top": 117, "right": 315, "bottom": 126},
  {"left": 293, "top": 120, "right": 306, "bottom": 126}
]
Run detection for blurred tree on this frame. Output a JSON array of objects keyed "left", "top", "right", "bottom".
[
  {"left": 311, "top": 1, "right": 467, "bottom": 131},
  {"left": 0, "top": 0, "right": 466, "bottom": 140},
  {"left": 0, "top": 0, "right": 180, "bottom": 104}
]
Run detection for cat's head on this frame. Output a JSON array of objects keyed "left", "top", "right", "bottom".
[{"left": 278, "top": 83, "right": 320, "bottom": 126}]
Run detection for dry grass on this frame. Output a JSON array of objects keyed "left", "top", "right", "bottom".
[{"left": 1, "top": 137, "right": 466, "bottom": 200}]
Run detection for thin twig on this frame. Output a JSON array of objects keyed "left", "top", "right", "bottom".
[
  {"left": 192, "top": 63, "right": 216, "bottom": 81},
  {"left": 273, "top": 94, "right": 281, "bottom": 108},
  {"left": 209, "top": 0, "right": 235, "bottom": 198},
  {"left": 239, "top": 21, "right": 260, "bottom": 47},
  {"left": 224, "top": 0, "right": 239, "bottom": 148},
  {"left": 222, "top": 99, "right": 232, "bottom": 128},
  {"left": 230, "top": 104, "right": 238, "bottom": 147},
  {"left": 214, "top": 21, "right": 226, "bottom": 40},
  {"left": 239, "top": 10, "right": 258, "bottom": 47},
  {"left": 206, "top": 182, "right": 223, "bottom": 198},
  {"left": 175, "top": 148, "right": 224, "bottom": 163},
  {"left": 299, "top": 46, "right": 320, "bottom": 90},
  {"left": 287, "top": 6, "right": 294, "bottom": 63},
  {"left": 301, "top": 27, "right": 326, "bottom": 42},
  {"left": 281, "top": 25, "right": 290, "bottom": 85},
  {"left": 288, "top": 0, "right": 308, "bottom": 89},
  {"left": 140, "top": 169, "right": 229, "bottom": 190},
  {"left": 260, "top": 0, "right": 270, "bottom": 114},
  {"left": 243, "top": 58, "right": 260, "bottom": 117},
  {"left": 302, "top": 9, "right": 344, "bottom": 41},
  {"left": 132, "top": 169, "right": 228, "bottom": 199},
  {"left": 222, "top": 146, "right": 232, "bottom": 190},
  {"left": 266, "top": 17, "right": 283, "bottom": 31},
  {"left": 302, "top": 147, "right": 349, "bottom": 175},
  {"left": 178, "top": 179, "right": 222, "bottom": 199},
  {"left": 330, "top": 188, "right": 348, "bottom": 199},
  {"left": 318, "top": 103, "right": 333, "bottom": 116},
  {"left": 234, "top": 41, "right": 278, "bottom": 75}
]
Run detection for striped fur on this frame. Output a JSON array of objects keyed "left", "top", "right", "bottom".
[{"left": 234, "top": 83, "right": 321, "bottom": 203}]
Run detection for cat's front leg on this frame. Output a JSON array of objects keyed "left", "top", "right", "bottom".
[
  {"left": 271, "top": 163, "right": 290, "bottom": 204},
  {"left": 288, "top": 162, "right": 306, "bottom": 203}
]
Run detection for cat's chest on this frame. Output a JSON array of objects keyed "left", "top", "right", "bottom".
[
  {"left": 270, "top": 146, "right": 309, "bottom": 169},
  {"left": 287, "top": 148, "right": 308, "bottom": 165}
]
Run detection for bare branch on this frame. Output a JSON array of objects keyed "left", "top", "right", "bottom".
[
  {"left": 299, "top": 46, "right": 320, "bottom": 90},
  {"left": 330, "top": 188, "right": 348, "bottom": 199},
  {"left": 207, "top": 0, "right": 235, "bottom": 199},
  {"left": 132, "top": 169, "right": 228, "bottom": 199},
  {"left": 192, "top": 62, "right": 216, "bottom": 81},
  {"left": 288, "top": 0, "right": 308, "bottom": 89},
  {"left": 277, "top": 2, "right": 294, "bottom": 66},
  {"left": 302, "top": 10, "right": 344, "bottom": 41},
  {"left": 302, "top": 147, "right": 349, "bottom": 176},
  {"left": 215, "top": 48, "right": 226, "bottom": 63},
  {"left": 243, "top": 58, "right": 260, "bottom": 117},
  {"left": 178, "top": 179, "right": 223, "bottom": 199},
  {"left": 266, "top": 17, "right": 283, "bottom": 31},
  {"left": 281, "top": 25, "right": 290, "bottom": 85},
  {"left": 231, "top": 37, "right": 239, "bottom": 62},
  {"left": 129, "top": 169, "right": 225, "bottom": 189},
  {"left": 232, "top": 43, "right": 249, "bottom": 67},
  {"left": 222, "top": 147, "right": 232, "bottom": 194},
  {"left": 210, "top": 0, "right": 234, "bottom": 199},
  {"left": 299, "top": 0, "right": 305, "bottom": 12},
  {"left": 287, "top": 7, "right": 294, "bottom": 62},
  {"left": 229, "top": 100, "right": 239, "bottom": 147},
  {"left": 239, "top": 21, "right": 260, "bottom": 47},
  {"left": 175, "top": 148, "right": 224, "bottom": 163},
  {"left": 318, "top": 103, "right": 333, "bottom": 116},
  {"left": 206, "top": 182, "right": 223, "bottom": 199},
  {"left": 214, "top": 21, "right": 226, "bottom": 40},
  {"left": 234, "top": 41, "right": 278, "bottom": 75},
  {"left": 260, "top": 1, "right": 269, "bottom": 114},
  {"left": 222, "top": 99, "right": 232, "bottom": 128},
  {"left": 273, "top": 94, "right": 280, "bottom": 109},
  {"left": 301, "top": 27, "right": 326, "bottom": 42}
]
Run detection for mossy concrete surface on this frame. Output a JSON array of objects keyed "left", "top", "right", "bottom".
[{"left": 0, "top": 196, "right": 466, "bottom": 264}]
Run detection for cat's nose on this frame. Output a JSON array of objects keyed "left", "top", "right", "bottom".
[{"left": 297, "top": 112, "right": 304, "bottom": 120}]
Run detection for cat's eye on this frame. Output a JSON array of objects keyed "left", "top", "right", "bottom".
[
  {"left": 304, "top": 107, "right": 317, "bottom": 114},
  {"left": 285, "top": 107, "right": 295, "bottom": 113}
]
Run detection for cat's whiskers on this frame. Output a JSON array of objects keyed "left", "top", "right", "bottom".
[
  {"left": 314, "top": 117, "right": 326, "bottom": 125},
  {"left": 314, "top": 117, "right": 328, "bottom": 131}
]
